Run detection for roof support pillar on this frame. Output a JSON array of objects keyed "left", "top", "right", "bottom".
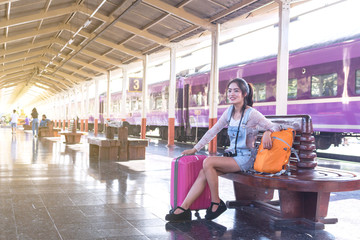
[
  {"left": 80, "top": 84, "right": 85, "bottom": 120},
  {"left": 62, "top": 94, "right": 66, "bottom": 130},
  {"left": 61, "top": 95, "right": 65, "bottom": 121},
  {"left": 208, "top": 24, "right": 220, "bottom": 154},
  {"left": 141, "top": 55, "right": 148, "bottom": 139},
  {"left": 106, "top": 70, "right": 111, "bottom": 120},
  {"left": 67, "top": 92, "right": 71, "bottom": 122},
  {"left": 121, "top": 68, "right": 128, "bottom": 121},
  {"left": 94, "top": 78, "right": 99, "bottom": 136},
  {"left": 74, "top": 88, "right": 78, "bottom": 121},
  {"left": 168, "top": 47, "right": 176, "bottom": 146},
  {"left": 85, "top": 83, "right": 90, "bottom": 132},
  {"left": 275, "top": 0, "right": 291, "bottom": 115}
]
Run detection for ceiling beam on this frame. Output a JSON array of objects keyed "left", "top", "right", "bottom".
[
  {"left": 54, "top": 70, "right": 89, "bottom": 83},
  {"left": 0, "top": 59, "right": 39, "bottom": 72},
  {"left": 0, "top": 69, "right": 35, "bottom": 83},
  {"left": 70, "top": 58, "right": 108, "bottom": 74},
  {"left": 0, "top": 70, "right": 33, "bottom": 82},
  {"left": 0, "top": 49, "right": 43, "bottom": 65},
  {"left": 0, "top": 73, "right": 31, "bottom": 84},
  {"left": 9, "top": 68, "right": 38, "bottom": 104},
  {"left": 33, "top": 77, "right": 64, "bottom": 92},
  {"left": 142, "top": 0, "right": 214, "bottom": 31},
  {"left": 0, "top": 4, "right": 78, "bottom": 29},
  {"left": 62, "top": 22, "right": 144, "bottom": 59},
  {"left": 57, "top": 64, "right": 97, "bottom": 79},
  {"left": 39, "top": 74, "right": 72, "bottom": 89},
  {"left": 77, "top": 5, "right": 167, "bottom": 45},
  {"left": 81, "top": 49, "right": 123, "bottom": 66},
  {"left": 210, "top": 0, "right": 258, "bottom": 22},
  {"left": 0, "top": 39, "right": 53, "bottom": 56},
  {"left": 0, "top": 25, "right": 63, "bottom": 45}
]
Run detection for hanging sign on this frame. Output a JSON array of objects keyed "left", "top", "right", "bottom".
[{"left": 129, "top": 77, "right": 142, "bottom": 92}]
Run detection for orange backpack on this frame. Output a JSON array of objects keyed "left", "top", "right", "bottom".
[{"left": 254, "top": 128, "right": 297, "bottom": 174}]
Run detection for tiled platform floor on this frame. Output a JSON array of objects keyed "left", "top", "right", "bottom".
[{"left": 1, "top": 127, "right": 360, "bottom": 240}]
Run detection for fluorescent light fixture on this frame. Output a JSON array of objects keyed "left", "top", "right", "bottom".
[{"left": 83, "top": 19, "right": 92, "bottom": 28}]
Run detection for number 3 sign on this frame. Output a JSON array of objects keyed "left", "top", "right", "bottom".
[{"left": 129, "top": 77, "right": 142, "bottom": 92}]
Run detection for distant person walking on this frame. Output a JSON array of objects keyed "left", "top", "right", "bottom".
[
  {"left": 31, "top": 108, "right": 39, "bottom": 137},
  {"left": 10, "top": 109, "right": 19, "bottom": 134}
]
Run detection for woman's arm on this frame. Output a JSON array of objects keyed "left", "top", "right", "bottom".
[
  {"left": 250, "top": 109, "right": 281, "bottom": 149},
  {"left": 182, "top": 108, "right": 230, "bottom": 154}
]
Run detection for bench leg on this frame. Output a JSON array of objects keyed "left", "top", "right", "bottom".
[
  {"left": 99, "top": 147, "right": 110, "bottom": 160},
  {"left": 278, "top": 190, "right": 337, "bottom": 229},
  {"left": 118, "top": 144, "right": 128, "bottom": 161},
  {"left": 109, "top": 146, "right": 118, "bottom": 160},
  {"left": 279, "top": 190, "right": 336, "bottom": 222},
  {"left": 127, "top": 146, "right": 146, "bottom": 160},
  {"left": 89, "top": 144, "right": 99, "bottom": 158},
  {"left": 227, "top": 182, "right": 274, "bottom": 207}
]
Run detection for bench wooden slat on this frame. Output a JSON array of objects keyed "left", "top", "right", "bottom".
[{"left": 222, "top": 168, "right": 360, "bottom": 192}]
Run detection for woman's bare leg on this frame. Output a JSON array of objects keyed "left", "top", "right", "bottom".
[
  {"left": 203, "top": 156, "right": 241, "bottom": 211},
  {"left": 173, "top": 169, "right": 207, "bottom": 214}
]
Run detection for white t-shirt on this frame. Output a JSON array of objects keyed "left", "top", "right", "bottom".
[{"left": 11, "top": 113, "right": 19, "bottom": 123}]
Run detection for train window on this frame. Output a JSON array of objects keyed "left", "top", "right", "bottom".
[
  {"left": 193, "top": 92, "right": 203, "bottom": 106},
  {"left": 356, "top": 70, "right": 360, "bottom": 94},
  {"left": 150, "top": 94, "right": 155, "bottom": 110},
  {"left": 253, "top": 83, "right": 266, "bottom": 101},
  {"left": 126, "top": 99, "right": 130, "bottom": 112},
  {"left": 311, "top": 73, "right": 337, "bottom": 97},
  {"left": 288, "top": 79, "right": 297, "bottom": 99},
  {"left": 155, "top": 97, "right": 162, "bottom": 110},
  {"left": 131, "top": 97, "right": 141, "bottom": 111},
  {"left": 164, "top": 91, "right": 169, "bottom": 110}
]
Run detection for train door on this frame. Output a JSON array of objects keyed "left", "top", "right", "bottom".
[{"left": 180, "top": 84, "right": 191, "bottom": 141}]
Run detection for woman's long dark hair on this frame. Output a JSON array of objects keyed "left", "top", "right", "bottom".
[
  {"left": 226, "top": 78, "right": 254, "bottom": 112},
  {"left": 32, "top": 108, "right": 38, "bottom": 113}
]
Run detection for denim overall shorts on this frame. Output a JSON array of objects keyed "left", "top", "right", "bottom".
[{"left": 226, "top": 105, "right": 253, "bottom": 171}]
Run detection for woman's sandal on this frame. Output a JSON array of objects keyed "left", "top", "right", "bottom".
[
  {"left": 205, "top": 199, "right": 227, "bottom": 220},
  {"left": 165, "top": 206, "right": 192, "bottom": 222}
]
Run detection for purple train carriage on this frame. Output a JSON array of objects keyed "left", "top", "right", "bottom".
[{"left": 89, "top": 37, "right": 360, "bottom": 150}]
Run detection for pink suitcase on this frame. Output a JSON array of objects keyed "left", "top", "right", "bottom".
[{"left": 170, "top": 155, "right": 211, "bottom": 216}]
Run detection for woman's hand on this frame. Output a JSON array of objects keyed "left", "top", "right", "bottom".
[
  {"left": 262, "top": 131, "right": 273, "bottom": 149},
  {"left": 182, "top": 148, "right": 197, "bottom": 155}
]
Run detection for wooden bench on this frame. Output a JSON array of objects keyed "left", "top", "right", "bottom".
[
  {"left": 88, "top": 137, "right": 121, "bottom": 161},
  {"left": 60, "top": 120, "right": 85, "bottom": 144},
  {"left": 88, "top": 126, "right": 125, "bottom": 161},
  {"left": 116, "top": 125, "right": 149, "bottom": 160},
  {"left": 221, "top": 115, "right": 360, "bottom": 230},
  {"left": 128, "top": 138, "right": 149, "bottom": 160},
  {"left": 23, "top": 122, "right": 32, "bottom": 130},
  {"left": 38, "top": 121, "right": 60, "bottom": 137},
  {"left": 88, "top": 125, "right": 149, "bottom": 161}
]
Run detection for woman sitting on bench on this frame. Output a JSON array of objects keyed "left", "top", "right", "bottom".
[
  {"left": 165, "top": 78, "right": 281, "bottom": 222},
  {"left": 39, "top": 114, "right": 50, "bottom": 127}
]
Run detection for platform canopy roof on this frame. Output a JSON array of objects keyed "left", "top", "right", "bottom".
[{"left": 0, "top": 0, "right": 307, "bottom": 108}]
